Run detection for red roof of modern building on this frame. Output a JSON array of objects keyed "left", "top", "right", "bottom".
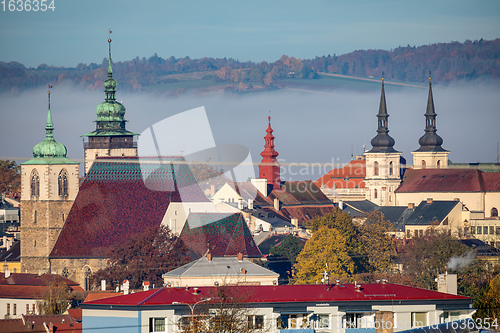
[
  {"left": 396, "top": 168, "right": 484, "bottom": 193},
  {"left": 50, "top": 156, "right": 208, "bottom": 258},
  {"left": 315, "top": 160, "right": 366, "bottom": 189},
  {"left": 83, "top": 283, "right": 469, "bottom": 307}
]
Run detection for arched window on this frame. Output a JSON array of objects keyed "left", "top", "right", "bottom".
[
  {"left": 389, "top": 161, "right": 393, "bottom": 175},
  {"left": 84, "top": 266, "right": 92, "bottom": 291},
  {"left": 58, "top": 169, "right": 68, "bottom": 197},
  {"left": 374, "top": 189, "right": 378, "bottom": 199},
  {"left": 437, "top": 160, "right": 441, "bottom": 169},
  {"left": 30, "top": 169, "right": 40, "bottom": 198},
  {"left": 491, "top": 207, "right": 498, "bottom": 217},
  {"left": 421, "top": 160, "right": 426, "bottom": 169},
  {"left": 374, "top": 161, "right": 379, "bottom": 176}
]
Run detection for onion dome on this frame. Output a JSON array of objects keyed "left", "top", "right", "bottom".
[
  {"left": 32, "top": 91, "right": 68, "bottom": 159},
  {"left": 415, "top": 77, "right": 447, "bottom": 152},
  {"left": 368, "top": 78, "right": 398, "bottom": 153}
]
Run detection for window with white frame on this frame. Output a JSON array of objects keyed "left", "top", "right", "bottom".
[
  {"left": 412, "top": 312, "right": 427, "bottom": 327},
  {"left": 149, "top": 317, "right": 166, "bottom": 332},
  {"left": 277, "top": 313, "right": 311, "bottom": 329},
  {"left": 311, "top": 313, "right": 331, "bottom": 329},
  {"left": 247, "top": 315, "right": 264, "bottom": 329}
]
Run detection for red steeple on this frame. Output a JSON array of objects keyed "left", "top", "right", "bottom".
[{"left": 259, "top": 115, "right": 281, "bottom": 190}]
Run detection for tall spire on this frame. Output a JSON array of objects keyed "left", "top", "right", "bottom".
[
  {"left": 259, "top": 114, "right": 281, "bottom": 190},
  {"left": 45, "top": 86, "right": 54, "bottom": 140},
  {"left": 415, "top": 74, "right": 446, "bottom": 152},
  {"left": 104, "top": 32, "right": 117, "bottom": 102},
  {"left": 368, "top": 76, "right": 397, "bottom": 153},
  {"left": 31, "top": 87, "right": 69, "bottom": 159}
]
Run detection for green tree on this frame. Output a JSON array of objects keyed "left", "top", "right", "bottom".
[
  {"left": 358, "top": 211, "right": 396, "bottom": 273},
  {"left": 91, "top": 225, "right": 190, "bottom": 290},
  {"left": 473, "top": 273, "right": 500, "bottom": 324},
  {"left": 304, "top": 209, "right": 365, "bottom": 272},
  {"left": 0, "top": 160, "right": 20, "bottom": 198},
  {"left": 37, "top": 281, "right": 71, "bottom": 315},
  {"left": 269, "top": 234, "right": 304, "bottom": 263},
  {"left": 292, "top": 227, "right": 354, "bottom": 284},
  {"left": 400, "top": 231, "right": 468, "bottom": 290}
]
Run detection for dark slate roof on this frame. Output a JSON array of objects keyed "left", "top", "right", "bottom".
[
  {"left": 396, "top": 169, "right": 483, "bottom": 193},
  {"left": 180, "top": 213, "right": 262, "bottom": 258},
  {"left": 343, "top": 200, "right": 379, "bottom": 217},
  {"left": 377, "top": 206, "right": 413, "bottom": 232},
  {"left": 404, "top": 200, "right": 459, "bottom": 226},
  {"left": 460, "top": 239, "right": 500, "bottom": 257},
  {"left": 50, "top": 156, "right": 208, "bottom": 258},
  {"left": 0, "top": 240, "right": 20, "bottom": 261}
]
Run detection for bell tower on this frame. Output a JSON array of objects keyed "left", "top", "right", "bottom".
[
  {"left": 412, "top": 76, "right": 449, "bottom": 169},
  {"left": 82, "top": 35, "right": 138, "bottom": 175},
  {"left": 259, "top": 115, "right": 281, "bottom": 191},
  {"left": 364, "top": 78, "right": 403, "bottom": 206},
  {"left": 20, "top": 89, "right": 79, "bottom": 274}
]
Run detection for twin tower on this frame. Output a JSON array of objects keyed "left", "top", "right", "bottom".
[{"left": 364, "top": 77, "right": 449, "bottom": 206}]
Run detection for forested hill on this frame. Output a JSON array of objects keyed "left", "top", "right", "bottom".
[{"left": 1, "top": 38, "right": 499, "bottom": 95}]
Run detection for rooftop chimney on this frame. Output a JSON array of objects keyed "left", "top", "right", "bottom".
[
  {"left": 338, "top": 200, "right": 344, "bottom": 210},
  {"left": 143, "top": 281, "right": 150, "bottom": 291},
  {"left": 248, "top": 199, "right": 254, "bottom": 210},
  {"left": 122, "top": 280, "right": 130, "bottom": 295},
  {"left": 237, "top": 252, "right": 243, "bottom": 262},
  {"left": 427, "top": 198, "right": 433, "bottom": 204},
  {"left": 4, "top": 268, "right": 10, "bottom": 279},
  {"left": 101, "top": 280, "right": 106, "bottom": 291},
  {"left": 274, "top": 198, "right": 280, "bottom": 212},
  {"left": 437, "top": 273, "right": 457, "bottom": 295},
  {"left": 291, "top": 218, "right": 298, "bottom": 229},
  {"left": 238, "top": 199, "right": 244, "bottom": 210},
  {"left": 207, "top": 253, "right": 212, "bottom": 262},
  {"left": 408, "top": 203, "right": 415, "bottom": 209}
]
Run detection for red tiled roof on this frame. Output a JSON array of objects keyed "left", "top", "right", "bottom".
[
  {"left": 481, "top": 172, "right": 500, "bottom": 192},
  {"left": 396, "top": 168, "right": 484, "bottom": 193},
  {"left": 83, "top": 283, "right": 469, "bottom": 306},
  {"left": 50, "top": 157, "right": 208, "bottom": 258},
  {"left": 315, "top": 160, "right": 366, "bottom": 189},
  {"left": 0, "top": 273, "right": 79, "bottom": 287},
  {"left": 83, "top": 292, "right": 123, "bottom": 303}
]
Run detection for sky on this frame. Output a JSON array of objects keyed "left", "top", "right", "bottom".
[
  {"left": 0, "top": 0, "right": 499, "bottom": 67},
  {"left": 1, "top": 0, "right": 499, "bottom": 180}
]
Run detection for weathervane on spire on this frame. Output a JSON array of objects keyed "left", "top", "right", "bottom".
[{"left": 48, "top": 84, "right": 52, "bottom": 109}]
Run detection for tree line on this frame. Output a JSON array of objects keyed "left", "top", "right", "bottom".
[{"left": 1, "top": 38, "right": 498, "bottom": 94}]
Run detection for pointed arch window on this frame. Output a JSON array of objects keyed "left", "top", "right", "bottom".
[
  {"left": 84, "top": 266, "right": 92, "bottom": 291},
  {"left": 30, "top": 169, "right": 40, "bottom": 198},
  {"left": 58, "top": 169, "right": 68, "bottom": 198},
  {"left": 491, "top": 207, "right": 498, "bottom": 218},
  {"left": 421, "top": 160, "right": 426, "bottom": 169},
  {"left": 374, "top": 161, "right": 379, "bottom": 176},
  {"left": 389, "top": 161, "right": 393, "bottom": 176}
]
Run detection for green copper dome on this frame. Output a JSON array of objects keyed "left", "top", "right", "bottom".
[
  {"left": 23, "top": 92, "right": 78, "bottom": 166},
  {"left": 83, "top": 38, "right": 138, "bottom": 138}
]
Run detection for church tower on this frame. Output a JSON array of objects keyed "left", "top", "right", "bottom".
[
  {"left": 259, "top": 115, "right": 281, "bottom": 191},
  {"left": 20, "top": 89, "right": 79, "bottom": 274},
  {"left": 82, "top": 37, "right": 138, "bottom": 175},
  {"left": 412, "top": 76, "right": 449, "bottom": 169},
  {"left": 365, "top": 78, "right": 403, "bottom": 206}
]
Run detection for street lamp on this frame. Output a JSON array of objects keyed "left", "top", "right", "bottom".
[{"left": 173, "top": 298, "right": 212, "bottom": 333}]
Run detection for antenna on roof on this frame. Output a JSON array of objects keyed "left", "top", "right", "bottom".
[{"left": 351, "top": 145, "right": 353, "bottom": 160}]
